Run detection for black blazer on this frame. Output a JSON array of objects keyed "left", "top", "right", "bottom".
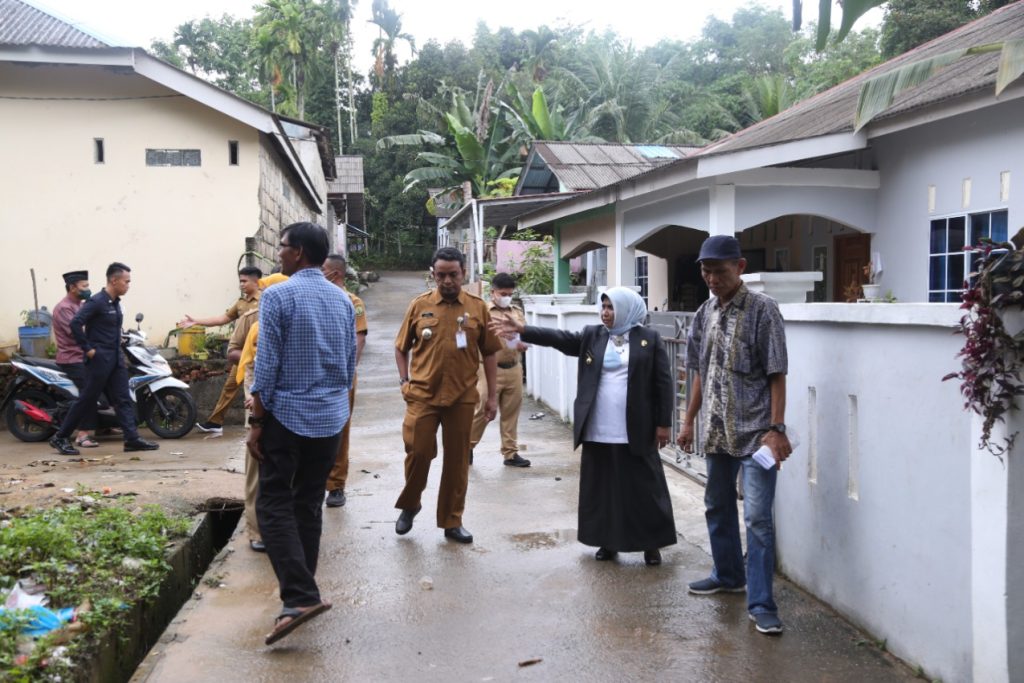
[{"left": 521, "top": 324, "right": 674, "bottom": 456}]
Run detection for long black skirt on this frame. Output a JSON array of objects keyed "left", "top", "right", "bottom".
[{"left": 577, "top": 441, "right": 677, "bottom": 552}]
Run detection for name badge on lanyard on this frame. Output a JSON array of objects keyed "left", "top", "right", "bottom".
[{"left": 456, "top": 314, "right": 468, "bottom": 349}]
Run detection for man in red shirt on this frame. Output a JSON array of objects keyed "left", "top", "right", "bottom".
[{"left": 52, "top": 270, "right": 97, "bottom": 448}]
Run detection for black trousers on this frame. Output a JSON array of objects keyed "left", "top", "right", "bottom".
[
  {"left": 56, "top": 351, "right": 139, "bottom": 441},
  {"left": 58, "top": 362, "right": 96, "bottom": 431},
  {"left": 257, "top": 413, "right": 341, "bottom": 608}
]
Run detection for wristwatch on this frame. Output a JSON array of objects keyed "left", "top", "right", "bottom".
[
  {"left": 768, "top": 423, "right": 786, "bottom": 434},
  {"left": 399, "top": 377, "right": 409, "bottom": 386},
  {"left": 248, "top": 415, "right": 266, "bottom": 427}
]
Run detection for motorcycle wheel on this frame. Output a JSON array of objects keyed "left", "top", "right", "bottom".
[
  {"left": 5, "top": 388, "right": 58, "bottom": 442},
  {"left": 143, "top": 387, "right": 197, "bottom": 439}
]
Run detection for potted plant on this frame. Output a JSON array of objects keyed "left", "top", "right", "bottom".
[
  {"left": 861, "top": 254, "right": 883, "bottom": 301},
  {"left": 943, "top": 235, "right": 1024, "bottom": 457}
]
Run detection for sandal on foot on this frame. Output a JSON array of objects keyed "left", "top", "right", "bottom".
[
  {"left": 264, "top": 601, "right": 332, "bottom": 645},
  {"left": 76, "top": 436, "right": 100, "bottom": 448}
]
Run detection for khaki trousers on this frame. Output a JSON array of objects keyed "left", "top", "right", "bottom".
[
  {"left": 395, "top": 399, "right": 475, "bottom": 528},
  {"left": 242, "top": 368, "right": 259, "bottom": 540},
  {"left": 326, "top": 382, "right": 357, "bottom": 492},
  {"left": 208, "top": 365, "right": 241, "bottom": 426},
  {"left": 470, "top": 364, "right": 523, "bottom": 459}
]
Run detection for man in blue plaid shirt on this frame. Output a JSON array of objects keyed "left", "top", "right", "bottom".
[{"left": 249, "top": 221, "right": 356, "bottom": 645}]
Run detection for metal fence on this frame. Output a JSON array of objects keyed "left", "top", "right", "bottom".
[{"left": 648, "top": 312, "right": 707, "bottom": 482}]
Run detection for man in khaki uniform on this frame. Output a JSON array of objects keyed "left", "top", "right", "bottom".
[
  {"left": 322, "top": 254, "right": 368, "bottom": 508},
  {"left": 226, "top": 272, "right": 287, "bottom": 553},
  {"left": 469, "top": 272, "right": 531, "bottom": 467},
  {"left": 394, "top": 247, "right": 503, "bottom": 544},
  {"left": 178, "top": 266, "right": 263, "bottom": 435}
]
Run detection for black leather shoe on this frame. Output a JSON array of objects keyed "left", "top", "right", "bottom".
[
  {"left": 325, "top": 489, "right": 346, "bottom": 507},
  {"left": 249, "top": 539, "right": 266, "bottom": 553},
  {"left": 444, "top": 527, "right": 473, "bottom": 543},
  {"left": 644, "top": 549, "right": 662, "bottom": 566},
  {"left": 49, "top": 436, "right": 80, "bottom": 456},
  {"left": 503, "top": 454, "right": 531, "bottom": 467},
  {"left": 124, "top": 438, "right": 159, "bottom": 452},
  {"left": 395, "top": 506, "right": 421, "bottom": 535},
  {"left": 595, "top": 547, "right": 618, "bottom": 561}
]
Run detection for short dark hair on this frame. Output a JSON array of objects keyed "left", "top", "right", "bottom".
[
  {"left": 324, "top": 253, "right": 347, "bottom": 271},
  {"left": 432, "top": 247, "right": 465, "bottom": 269},
  {"left": 106, "top": 262, "right": 130, "bottom": 279},
  {"left": 491, "top": 272, "right": 516, "bottom": 289},
  {"left": 238, "top": 266, "right": 262, "bottom": 279},
  {"left": 281, "top": 222, "right": 329, "bottom": 266}
]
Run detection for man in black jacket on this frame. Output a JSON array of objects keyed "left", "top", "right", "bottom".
[{"left": 49, "top": 262, "right": 159, "bottom": 456}]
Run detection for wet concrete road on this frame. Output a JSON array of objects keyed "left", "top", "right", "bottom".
[{"left": 133, "top": 272, "right": 915, "bottom": 683}]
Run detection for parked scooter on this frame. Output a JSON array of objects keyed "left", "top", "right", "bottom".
[{"left": 1, "top": 313, "right": 196, "bottom": 441}]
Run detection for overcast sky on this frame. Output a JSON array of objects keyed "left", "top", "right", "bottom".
[{"left": 29, "top": 0, "right": 883, "bottom": 75}]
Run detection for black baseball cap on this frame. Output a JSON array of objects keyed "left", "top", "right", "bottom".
[{"left": 697, "top": 235, "right": 742, "bottom": 262}]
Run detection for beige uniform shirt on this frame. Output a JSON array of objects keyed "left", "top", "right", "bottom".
[{"left": 395, "top": 289, "right": 503, "bottom": 406}]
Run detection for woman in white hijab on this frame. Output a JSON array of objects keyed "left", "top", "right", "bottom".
[{"left": 493, "top": 287, "right": 676, "bottom": 565}]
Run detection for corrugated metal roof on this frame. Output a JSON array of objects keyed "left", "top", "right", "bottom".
[
  {"left": 701, "top": 2, "right": 1024, "bottom": 157},
  {"left": 0, "top": 0, "right": 109, "bottom": 48},
  {"left": 521, "top": 141, "right": 697, "bottom": 193}
]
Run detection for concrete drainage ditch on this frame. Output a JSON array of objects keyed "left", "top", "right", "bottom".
[{"left": 81, "top": 497, "right": 243, "bottom": 683}]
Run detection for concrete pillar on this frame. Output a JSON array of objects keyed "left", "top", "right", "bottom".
[
  {"left": 971, "top": 310, "right": 1024, "bottom": 683},
  {"left": 554, "top": 225, "right": 571, "bottom": 294},
  {"left": 709, "top": 184, "right": 736, "bottom": 237},
  {"left": 614, "top": 205, "right": 635, "bottom": 287}
]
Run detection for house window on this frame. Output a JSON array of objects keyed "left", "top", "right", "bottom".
[
  {"left": 94, "top": 138, "right": 104, "bottom": 164},
  {"left": 229, "top": 140, "right": 239, "bottom": 166},
  {"left": 929, "top": 209, "right": 1008, "bottom": 302},
  {"left": 145, "top": 149, "right": 201, "bottom": 167},
  {"left": 635, "top": 255, "right": 649, "bottom": 306}
]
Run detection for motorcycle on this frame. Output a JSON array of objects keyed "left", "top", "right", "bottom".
[{"left": 1, "top": 313, "right": 197, "bottom": 441}]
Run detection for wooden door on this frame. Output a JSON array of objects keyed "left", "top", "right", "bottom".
[{"left": 834, "top": 233, "right": 870, "bottom": 302}]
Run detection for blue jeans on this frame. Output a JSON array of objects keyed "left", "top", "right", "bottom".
[{"left": 704, "top": 453, "right": 778, "bottom": 615}]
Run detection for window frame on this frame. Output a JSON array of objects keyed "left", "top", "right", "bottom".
[{"left": 928, "top": 208, "right": 1009, "bottom": 302}]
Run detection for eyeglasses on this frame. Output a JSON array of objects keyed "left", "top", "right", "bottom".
[{"left": 278, "top": 241, "right": 296, "bottom": 250}]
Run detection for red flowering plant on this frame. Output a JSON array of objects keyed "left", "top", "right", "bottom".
[{"left": 943, "top": 236, "right": 1024, "bottom": 458}]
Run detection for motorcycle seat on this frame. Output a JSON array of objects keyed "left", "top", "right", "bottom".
[{"left": 21, "top": 356, "right": 61, "bottom": 371}]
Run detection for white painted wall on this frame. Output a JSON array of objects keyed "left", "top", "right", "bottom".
[
  {"left": 523, "top": 300, "right": 979, "bottom": 682},
  {"left": 872, "top": 96, "right": 1023, "bottom": 303},
  {"left": 779, "top": 302, "right": 970, "bottom": 682}
]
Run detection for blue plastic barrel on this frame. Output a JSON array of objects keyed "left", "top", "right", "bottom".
[{"left": 18, "top": 325, "right": 51, "bottom": 357}]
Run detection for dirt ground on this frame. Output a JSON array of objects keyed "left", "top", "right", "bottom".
[{"left": 0, "top": 425, "right": 249, "bottom": 517}]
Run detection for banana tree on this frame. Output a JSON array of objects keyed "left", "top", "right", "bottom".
[
  {"left": 501, "top": 84, "right": 597, "bottom": 142},
  {"left": 377, "top": 88, "right": 523, "bottom": 200},
  {"left": 854, "top": 37, "right": 1024, "bottom": 131},
  {"left": 792, "top": 0, "right": 886, "bottom": 50}
]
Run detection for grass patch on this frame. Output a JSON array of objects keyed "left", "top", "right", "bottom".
[{"left": 0, "top": 490, "right": 190, "bottom": 681}]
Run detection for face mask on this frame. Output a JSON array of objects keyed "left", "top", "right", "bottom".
[
  {"left": 496, "top": 295, "right": 513, "bottom": 308},
  {"left": 78, "top": 289, "right": 91, "bottom": 300}
]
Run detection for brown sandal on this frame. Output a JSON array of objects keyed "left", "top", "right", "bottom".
[{"left": 264, "top": 601, "right": 332, "bottom": 645}]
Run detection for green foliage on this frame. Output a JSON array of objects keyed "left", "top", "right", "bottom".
[
  {"left": 880, "top": 0, "right": 982, "bottom": 59},
  {"left": 514, "top": 236, "right": 555, "bottom": 295},
  {"left": 0, "top": 494, "right": 190, "bottom": 679}
]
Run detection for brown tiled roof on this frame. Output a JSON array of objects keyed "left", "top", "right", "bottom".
[
  {"left": 701, "top": 2, "right": 1024, "bottom": 156},
  {"left": 0, "top": 0, "right": 108, "bottom": 48}
]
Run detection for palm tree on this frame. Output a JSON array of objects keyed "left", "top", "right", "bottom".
[
  {"left": 255, "top": 0, "right": 328, "bottom": 118},
  {"left": 369, "top": 0, "right": 415, "bottom": 92}
]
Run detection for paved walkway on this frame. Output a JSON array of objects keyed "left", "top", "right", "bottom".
[{"left": 132, "top": 272, "right": 914, "bottom": 682}]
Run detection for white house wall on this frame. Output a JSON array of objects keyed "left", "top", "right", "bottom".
[
  {"left": 734, "top": 186, "right": 878, "bottom": 236},
  {"left": 0, "top": 62, "right": 263, "bottom": 340},
  {"left": 872, "top": 96, "right": 1022, "bottom": 302},
  {"left": 779, "top": 303, "right": 970, "bottom": 682},
  {"left": 622, "top": 188, "right": 711, "bottom": 245}
]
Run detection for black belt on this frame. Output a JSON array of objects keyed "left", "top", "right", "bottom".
[{"left": 497, "top": 361, "right": 518, "bottom": 369}]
